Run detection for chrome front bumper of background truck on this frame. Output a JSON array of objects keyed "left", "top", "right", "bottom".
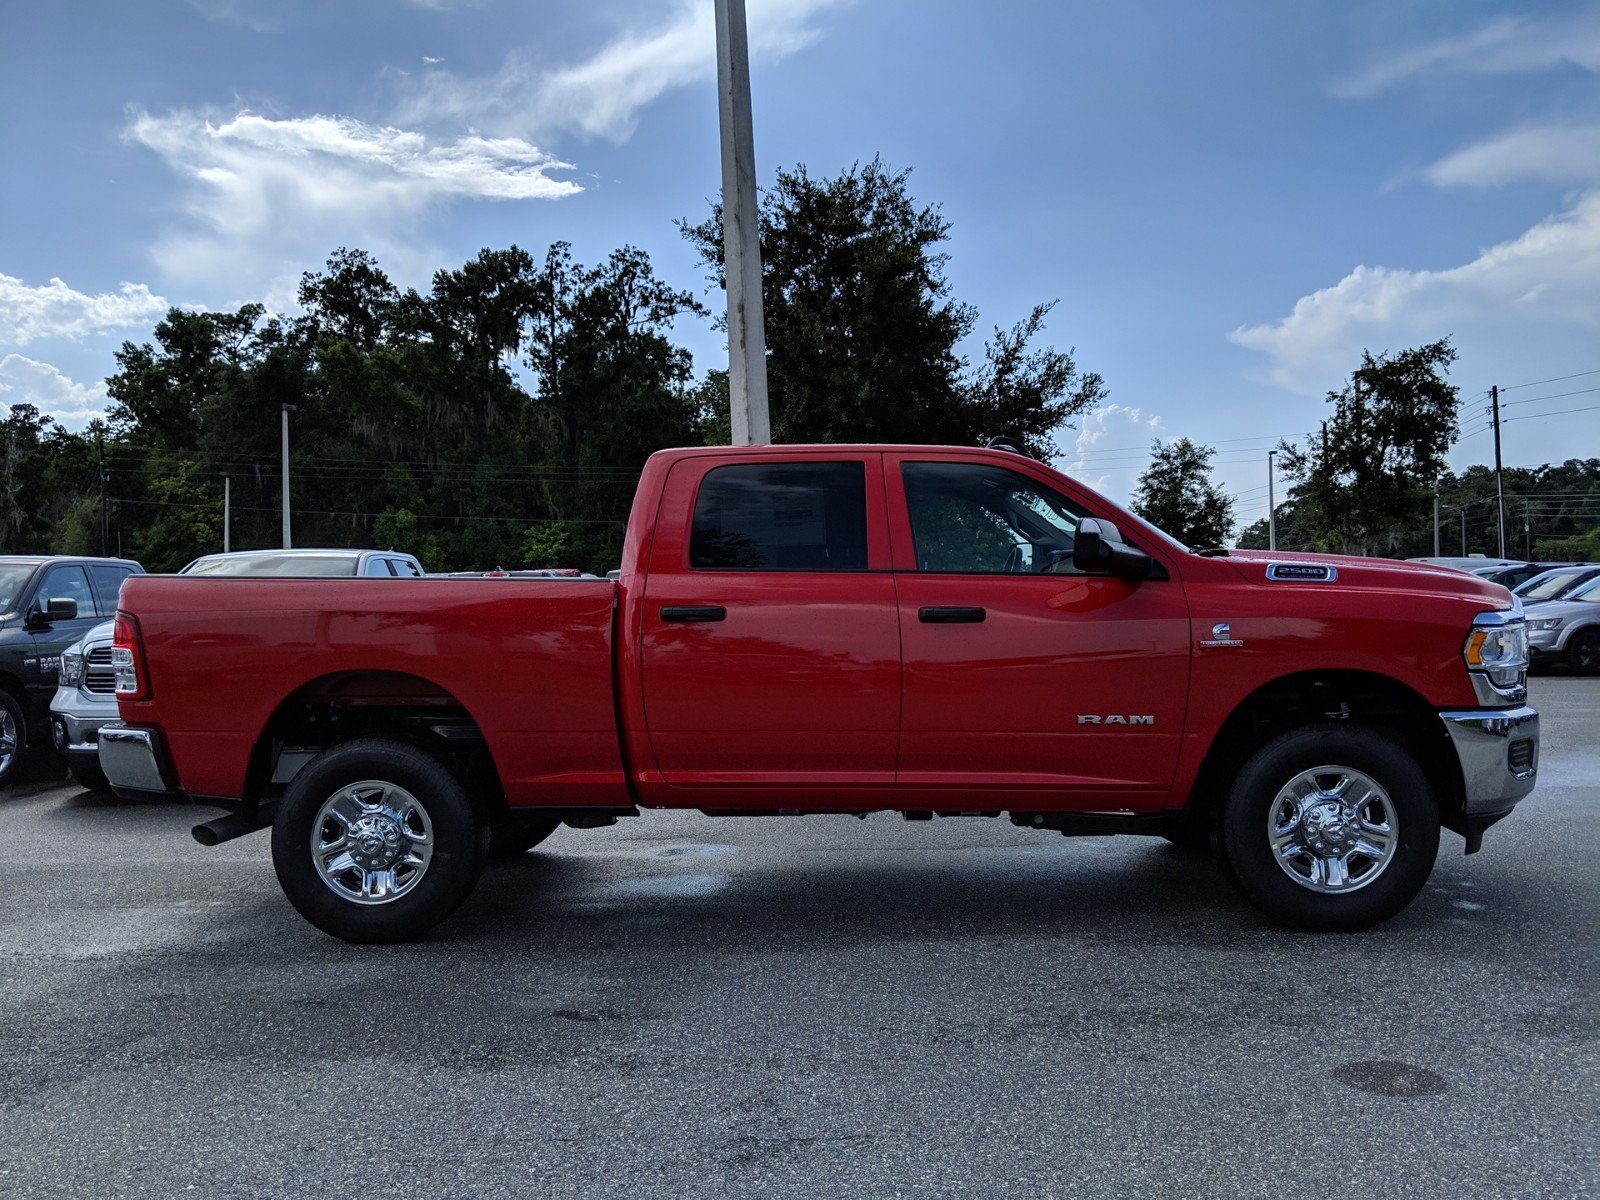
[{"left": 1438, "top": 705, "right": 1539, "bottom": 851}]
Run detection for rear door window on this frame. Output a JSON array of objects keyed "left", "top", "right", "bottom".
[
  {"left": 88, "top": 565, "right": 135, "bottom": 616},
  {"left": 689, "top": 462, "right": 868, "bottom": 571}
]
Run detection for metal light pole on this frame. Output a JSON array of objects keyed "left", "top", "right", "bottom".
[
  {"left": 223, "top": 474, "right": 231, "bottom": 553},
  {"left": 714, "top": 0, "right": 771, "bottom": 445},
  {"left": 1490, "top": 384, "right": 1506, "bottom": 558},
  {"left": 1432, "top": 487, "right": 1440, "bottom": 557},
  {"left": 1266, "top": 450, "right": 1277, "bottom": 551},
  {"left": 280, "top": 404, "right": 295, "bottom": 549}
]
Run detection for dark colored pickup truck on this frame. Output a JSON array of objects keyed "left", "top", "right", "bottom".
[
  {"left": 100, "top": 445, "right": 1538, "bottom": 941},
  {"left": 0, "top": 555, "right": 143, "bottom": 786}
]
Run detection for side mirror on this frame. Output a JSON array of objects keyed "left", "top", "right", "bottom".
[
  {"left": 45, "top": 597, "right": 79, "bottom": 621},
  {"left": 1073, "top": 519, "right": 1154, "bottom": 581}
]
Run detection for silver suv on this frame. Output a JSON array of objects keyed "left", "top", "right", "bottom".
[{"left": 1526, "top": 573, "right": 1600, "bottom": 674}]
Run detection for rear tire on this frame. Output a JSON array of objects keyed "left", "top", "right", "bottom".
[
  {"left": 1566, "top": 629, "right": 1600, "bottom": 675},
  {"left": 488, "top": 815, "right": 561, "bottom": 859},
  {"left": 1220, "top": 724, "right": 1439, "bottom": 932},
  {"left": 271, "top": 739, "right": 487, "bottom": 943}
]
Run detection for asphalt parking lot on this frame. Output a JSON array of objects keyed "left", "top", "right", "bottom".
[{"left": 1, "top": 677, "right": 1595, "bottom": 1198}]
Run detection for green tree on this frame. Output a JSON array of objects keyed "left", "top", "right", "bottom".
[
  {"left": 524, "top": 243, "right": 705, "bottom": 570},
  {"left": 1277, "top": 339, "right": 1461, "bottom": 555},
  {"left": 1131, "top": 438, "right": 1235, "bottom": 548},
  {"left": 681, "top": 158, "right": 1104, "bottom": 458}
]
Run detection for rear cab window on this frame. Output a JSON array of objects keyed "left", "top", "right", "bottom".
[
  {"left": 88, "top": 565, "right": 136, "bottom": 616},
  {"left": 689, "top": 462, "right": 869, "bottom": 571}
]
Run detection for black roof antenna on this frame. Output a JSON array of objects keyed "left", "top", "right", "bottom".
[{"left": 984, "top": 435, "right": 1032, "bottom": 457}]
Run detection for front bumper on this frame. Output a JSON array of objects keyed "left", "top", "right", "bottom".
[
  {"left": 49, "top": 685, "right": 119, "bottom": 758},
  {"left": 98, "top": 722, "right": 178, "bottom": 799},
  {"left": 1439, "top": 706, "right": 1538, "bottom": 849}
]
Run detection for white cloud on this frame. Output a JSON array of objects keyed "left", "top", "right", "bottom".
[
  {"left": 0, "top": 273, "right": 167, "bottom": 349},
  {"left": 1064, "top": 404, "right": 1163, "bottom": 495},
  {"left": 1423, "top": 121, "right": 1600, "bottom": 188},
  {"left": 1333, "top": 10, "right": 1600, "bottom": 98},
  {"left": 1229, "top": 190, "right": 1600, "bottom": 393},
  {"left": 125, "top": 108, "right": 581, "bottom": 302},
  {"left": 0, "top": 355, "right": 109, "bottom": 429},
  {"left": 396, "top": 0, "right": 846, "bottom": 142}
]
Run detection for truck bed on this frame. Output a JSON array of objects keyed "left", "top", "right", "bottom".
[{"left": 115, "top": 575, "right": 626, "bottom": 807}]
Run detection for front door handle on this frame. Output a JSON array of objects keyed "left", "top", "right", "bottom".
[
  {"left": 661, "top": 605, "right": 727, "bottom": 623},
  {"left": 918, "top": 606, "right": 986, "bottom": 624}
]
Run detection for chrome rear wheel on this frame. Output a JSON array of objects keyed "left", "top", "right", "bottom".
[{"left": 311, "top": 781, "right": 435, "bottom": 905}]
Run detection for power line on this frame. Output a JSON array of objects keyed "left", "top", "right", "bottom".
[
  {"left": 1500, "top": 385, "right": 1600, "bottom": 408},
  {"left": 1499, "top": 367, "right": 1600, "bottom": 392},
  {"left": 1503, "top": 404, "right": 1600, "bottom": 424}
]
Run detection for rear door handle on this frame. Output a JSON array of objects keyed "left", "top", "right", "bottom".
[
  {"left": 661, "top": 605, "right": 726, "bottom": 623},
  {"left": 918, "top": 606, "right": 986, "bottom": 624}
]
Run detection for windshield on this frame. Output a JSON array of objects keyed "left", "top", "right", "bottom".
[
  {"left": 1516, "top": 570, "right": 1592, "bottom": 601},
  {"left": 0, "top": 565, "right": 35, "bottom": 614},
  {"left": 1571, "top": 577, "right": 1600, "bottom": 603},
  {"left": 184, "top": 555, "right": 359, "bottom": 577}
]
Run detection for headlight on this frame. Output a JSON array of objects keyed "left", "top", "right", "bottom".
[
  {"left": 1463, "top": 612, "right": 1529, "bottom": 691},
  {"left": 60, "top": 648, "right": 84, "bottom": 687},
  {"left": 1527, "top": 618, "right": 1562, "bottom": 633}
]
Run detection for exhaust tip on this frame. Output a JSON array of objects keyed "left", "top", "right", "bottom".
[{"left": 191, "top": 822, "right": 223, "bottom": 847}]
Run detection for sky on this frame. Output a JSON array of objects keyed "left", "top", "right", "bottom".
[{"left": 2, "top": 0, "right": 1598, "bottom": 531}]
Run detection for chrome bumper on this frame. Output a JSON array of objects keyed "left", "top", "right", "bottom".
[
  {"left": 98, "top": 722, "right": 176, "bottom": 797},
  {"left": 1439, "top": 706, "right": 1539, "bottom": 815}
]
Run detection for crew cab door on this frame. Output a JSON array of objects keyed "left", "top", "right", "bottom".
[
  {"left": 638, "top": 453, "right": 900, "bottom": 797},
  {"left": 887, "top": 453, "right": 1191, "bottom": 810}
]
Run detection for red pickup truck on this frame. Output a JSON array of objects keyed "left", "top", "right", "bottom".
[{"left": 100, "top": 443, "right": 1539, "bottom": 941}]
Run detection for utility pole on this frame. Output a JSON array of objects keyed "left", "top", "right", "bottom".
[
  {"left": 223, "top": 474, "right": 231, "bottom": 553},
  {"left": 714, "top": 0, "right": 771, "bottom": 446},
  {"left": 1524, "top": 502, "right": 1531, "bottom": 560},
  {"left": 1432, "top": 487, "right": 1440, "bottom": 557},
  {"left": 280, "top": 404, "right": 295, "bottom": 550},
  {"left": 1266, "top": 449, "right": 1277, "bottom": 551},
  {"left": 97, "top": 429, "right": 108, "bottom": 557},
  {"left": 1491, "top": 384, "right": 1506, "bottom": 558}
]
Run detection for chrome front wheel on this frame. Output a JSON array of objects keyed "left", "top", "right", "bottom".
[
  {"left": 0, "top": 704, "right": 18, "bottom": 780},
  {"left": 1221, "top": 724, "right": 1440, "bottom": 932},
  {"left": 1267, "top": 766, "right": 1398, "bottom": 894}
]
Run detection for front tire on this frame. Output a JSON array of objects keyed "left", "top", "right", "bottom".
[
  {"left": 1566, "top": 629, "right": 1600, "bottom": 675},
  {"left": 0, "top": 693, "right": 27, "bottom": 789},
  {"left": 271, "top": 739, "right": 488, "bottom": 943},
  {"left": 69, "top": 759, "right": 110, "bottom": 792},
  {"left": 1220, "top": 724, "right": 1439, "bottom": 932}
]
